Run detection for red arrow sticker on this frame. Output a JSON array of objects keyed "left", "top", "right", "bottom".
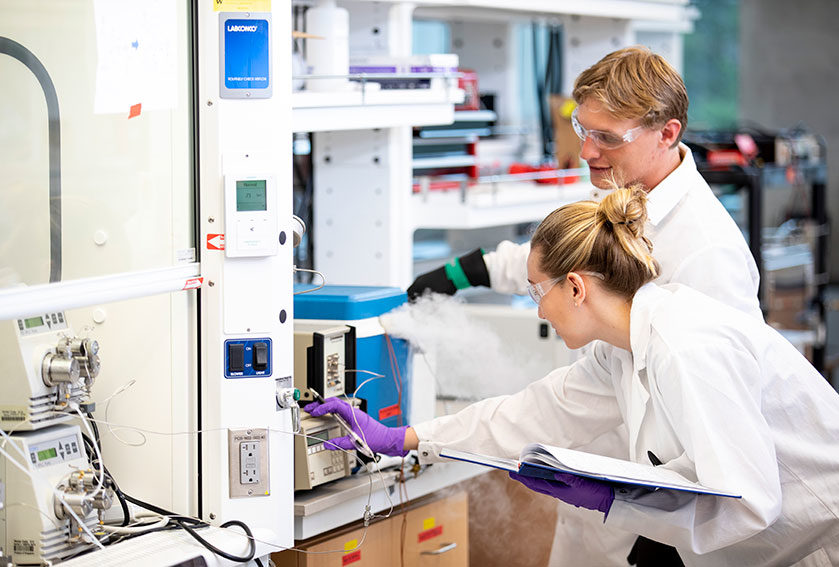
[
  {"left": 182, "top": 277, "right": 203, "bottom": 290},
  {"left": 207, "top": 234, "right": 225, "bottom": 250}
]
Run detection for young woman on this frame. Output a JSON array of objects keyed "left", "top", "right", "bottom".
[{"left": 306, "top": 188, "right": 839, "bottom": 566}]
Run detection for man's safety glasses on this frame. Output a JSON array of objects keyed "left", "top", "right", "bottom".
[
  {"left": 527, "top": 271, "right": 606, "bottom": 305},
  {"left": 571, "top": 108, "right": 647, "bottom": 150}
]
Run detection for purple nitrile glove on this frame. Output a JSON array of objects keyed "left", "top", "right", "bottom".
[
  {"left": 303, "top": 397, "right": 409, "bottom": 457},
  {"left": 509, "top": 471, "right": 615, "bottom": 517}
]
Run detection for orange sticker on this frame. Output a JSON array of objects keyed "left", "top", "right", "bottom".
[
  {"left": 128, "top": 103, "right": 142, "bottom": 119},
  {"left": 182, "top": 277, "right": 203, "bottom": 290},
  {"left": 207, "top": 234, "right": 225, "bottom": 250}
]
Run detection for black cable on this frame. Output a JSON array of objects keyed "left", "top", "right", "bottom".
[
  {"left": 80, "top": 433, "right": 130, "bottom": 527},
  {"left": 77, "top": 414, "right": 257, "bottom": 561},
  {"left": 122, "top": 493, "right": 204, "bottom": 525},
  {"left": 176, "top": 519, "right": 256, "bottom": 563},
  {"left": 254, "top": 558, "right": 265, "bottom": 567},
  {"left": 86, "top": 412, "right": 102, "bottom": 451}
]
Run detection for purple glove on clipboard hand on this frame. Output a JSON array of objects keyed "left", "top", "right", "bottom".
[
  {"left": 509, "top": 471, "right": 615, "bottom": 517},
  {"left": 304, "top": 397, "right": 409, "bottom": 457}
]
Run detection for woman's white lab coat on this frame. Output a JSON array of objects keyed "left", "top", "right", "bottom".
[{"left": 412, "top": 283, "right": 839, "bottom": 567}]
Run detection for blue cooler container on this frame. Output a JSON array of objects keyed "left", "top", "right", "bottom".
[{"left": 294, "top": 285, "right": 412, "bottom": 427}]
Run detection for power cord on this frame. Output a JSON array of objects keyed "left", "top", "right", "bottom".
[{"left": 176, "top": 519, "right": 256, "bottom": 563}]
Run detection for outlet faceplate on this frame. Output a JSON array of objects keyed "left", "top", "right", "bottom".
[{"left": 228, "top": 428, "right": 269, "bottom": 498}]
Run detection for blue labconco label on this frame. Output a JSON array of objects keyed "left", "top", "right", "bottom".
[{"left": 224, "top": 19, "right": 269, "bottom": 89}]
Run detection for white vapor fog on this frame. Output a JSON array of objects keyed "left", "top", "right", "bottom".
[{"left": 380, "top": 294, "right": 556, "bottom": 400}]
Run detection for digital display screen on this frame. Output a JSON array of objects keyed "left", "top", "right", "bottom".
[
  {"left": 307, "top": 430, "right": 330, "bottom": 447},
  {"left": 24, "top": 316, "right": 44, "bottom": 329},
  {"left": 236, "top": 180, "right": 267, "bottom": 211},
  {"left": 37, "top": 447, "right": 58, "bottom": 462}
]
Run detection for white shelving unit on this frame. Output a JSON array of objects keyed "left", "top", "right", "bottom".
[
  {"left": 294, "top": 0, "right": 695, "bottom": 288},
  {"left": 351, "top": 0, "right": 695, "bottom": 22},
  {"left": 292, "top": 87, "right": 464, "bottom": 132},
  {"left": 412, "top": 181, "right": 592, "bottom": 230}
]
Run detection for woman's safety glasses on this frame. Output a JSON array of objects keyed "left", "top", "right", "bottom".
[
  {"left": 571, "top": 108, "right": 647, "bottom": 150},
  {"left": 527, "top": 271, "right": 606, "bottom": 305},
  {"left": 527, "top": 277, "right": 563, "bottom": 305}
]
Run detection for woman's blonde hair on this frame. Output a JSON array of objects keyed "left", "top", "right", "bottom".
[
  {"left": 531, "top": 187, "right": 660, "bottom": 298},
  {"left": 572, "top": 46, "right": 688, "bottom": 147}
]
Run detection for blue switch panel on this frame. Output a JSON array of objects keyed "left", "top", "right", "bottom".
[{"left": 224, "top": 338, "right": 272, "bottom": 378}]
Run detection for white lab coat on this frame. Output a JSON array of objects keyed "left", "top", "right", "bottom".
[
  {"left": 413, "top": 283, "right": 839, "bottom": 567},
  {"left": 481, "top": 145, "right": 763, "bottom": 565},
  {"left": 483, "top": 145, "right": 762, "bottom": 320}
]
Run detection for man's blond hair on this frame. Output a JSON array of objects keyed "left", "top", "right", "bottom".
[{"left": 572, "top": 46, "right": 688, "bottom": 146}]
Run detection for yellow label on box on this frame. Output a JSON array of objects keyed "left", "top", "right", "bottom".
[
  {"left": 344, "top": 539, "right": 358, "bottom": 552},
  {"left": 214, "top": 0, "right": 271, "bottom": 12},
  {"left": 422, "top": 517, "right": 436, "bottom": 531}
]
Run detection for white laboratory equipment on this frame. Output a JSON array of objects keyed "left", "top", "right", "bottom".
[
  {"left": 0, "top": 314, "right": 99, "bottom": 431},
  {"left": 1, "top": 0, "right": 296, "bottom": 564},
  {"left": 0, "top": 424, "right": 112, "bottom": 565}
]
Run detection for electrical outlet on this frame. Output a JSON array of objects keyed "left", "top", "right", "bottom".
[
  {"left": 228, "top": 428, "right": 269, "bottom": 498},
  {"left": 240, "top": 441, "right": 261, "bottom": 484}
]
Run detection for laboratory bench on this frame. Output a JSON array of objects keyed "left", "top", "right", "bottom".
[{"left": 275, "top": 460, "right": 482, "bottom": 566}]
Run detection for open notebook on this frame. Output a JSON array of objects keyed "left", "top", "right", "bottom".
[{"left": 440, "top": 443, "right": 740, "bottom": 498}]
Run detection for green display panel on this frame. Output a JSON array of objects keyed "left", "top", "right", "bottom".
[
  {"left": 236, "top": 180, "right": 267, "bottom": 211},
  {"left": 307, "top": 430, "right": 330, "bottom": 447},
  {"left": 37, "top": 447, "right": 58, "bottom": 462},
  {"left": 24, "top": 316, "right": 44, "bottom": 329}
]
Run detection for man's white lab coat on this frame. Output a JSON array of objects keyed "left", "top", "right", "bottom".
[
  {"left": 483, "top": 145, "right": 762, "bottom": 320},
  {"left": 413, "top": 283, "right": 839, "bottom": 567},
  {"left": 480, "top": 144, "right": 763, "bottom": 565}
]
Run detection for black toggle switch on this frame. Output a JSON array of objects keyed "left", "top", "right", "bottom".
[
  {"left": 253, "top": 342, "right": 269, "bottom": 371},
  {"left": 229, "top": 343, "right": 245, "bottom": 373}
]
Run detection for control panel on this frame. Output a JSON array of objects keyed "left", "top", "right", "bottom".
[
  {"left": 224, "top": 338, "right": 272, "bottom": 378},
  {"left": 16, "top": 312, "right": 68, "bottom": 336},
  {"left": 223, "top": 174, "right": 278, "bottom": 257},
  {"left": 294, "top": 414, "right": 355, "bottom": 491},
  {"left": 28, "top": 432, "right": 82, "bottom": 469}
]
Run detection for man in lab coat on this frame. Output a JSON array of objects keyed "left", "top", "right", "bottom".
[{"left": 408, "top": 46, "right": 761, "bottom": 565}]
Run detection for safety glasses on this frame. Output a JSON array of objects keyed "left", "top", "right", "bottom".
[
  {"left": 527, "top": 277, "right": 563, "bottom": 305},
  {"left": 527, "top": 271, "right": 606, "bottom": 305},
  {"left": 571, "top": 107, "right": 647, "bottom": 150}
]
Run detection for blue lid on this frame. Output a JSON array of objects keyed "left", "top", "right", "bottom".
[{"left": 294, "top": 285, "right": 407, "bottom": 320}]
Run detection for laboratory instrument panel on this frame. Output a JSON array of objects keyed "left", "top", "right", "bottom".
[
  {"left": 0, "top": 314, "right": 99, "bottom": 431},
  {"left": 294, "top": 414, "right": 356, "bottom": 491},
  {"left": 293, "top": 324, "right": 356, "bottom": 403},
  {"left": 1, "top": 424, "right": 113, "bottom": 565},
  {"left": 223, "top": 174, "right": 278, "bottom": 258}
]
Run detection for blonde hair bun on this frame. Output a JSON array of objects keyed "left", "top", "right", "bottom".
[{"left": 597, "top": 185, "right": 649, "bottom": 238}]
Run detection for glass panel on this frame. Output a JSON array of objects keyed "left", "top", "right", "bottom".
[
  {"left": 0, "top": 1, "right": 194, "bottom": 289},
  {"left": 683, "top": 0, "right": 740, "bottom": 129}
]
